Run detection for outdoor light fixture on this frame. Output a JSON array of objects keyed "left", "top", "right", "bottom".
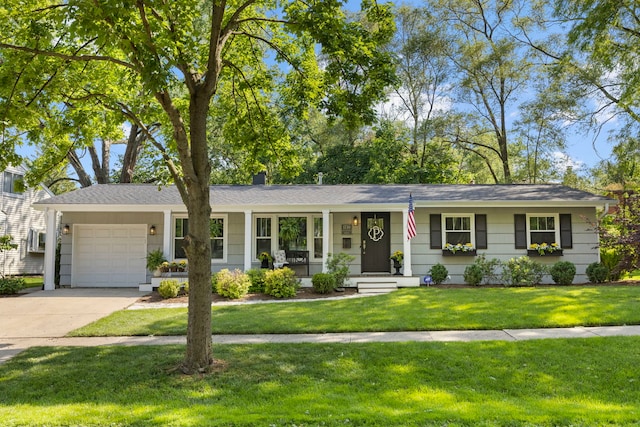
[
  {"left": 62, "top": 224, "right": 70, "bottom": 235},
  {"left": 149, "top": 225, "right": 156, "bottom": 235},
  {"left": 352, "top": 216, "right": 359, "bottom": 227}
]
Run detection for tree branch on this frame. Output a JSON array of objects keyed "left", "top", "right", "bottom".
[{"left": 0, "top": 42, "right": 134, "bottom": 69}]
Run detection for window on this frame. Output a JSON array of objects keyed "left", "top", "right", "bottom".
[
  {"left": 313, "top": 217, "right": 323, "bottom": 259},
  {"left": 443, "top": 214, "right": 474, "bottom": 247},
  {"left": 2, "top": 172, "right": 24, "bottom": 194},
  {"left": 28, "top": 229, "right": 46, "bottom": 253},
  {"left": 174, "top": 216, "right": 225, "bottom": 260},
  {"left": 527, "top": 214, "right": 558, "bottom": 246},
  {"left": 279, "top": 217, "right": 307, "bottom": 251},
  {"left": 255, "top": 217, "right": 272, "bottom": 259},
  {"left": 255, "top": 215, "right": 322, "bottom": 260}
]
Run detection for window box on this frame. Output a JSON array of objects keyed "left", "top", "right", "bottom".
[
  {"left": 527, "top": 249, "right": 563, "bottom": 257},
  {"left": 442, "top": 249, "right": 477, "bottom": 257}
]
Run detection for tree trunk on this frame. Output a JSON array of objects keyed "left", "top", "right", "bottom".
[
  {"left": 67, "top": 150, "right": 93, "bottom": 187},
  {"left": 181, "top": 92, "right": 213, "bottom": 374},
  {"left": 119, "top": 124, "right": 144, "bottom": 183}
]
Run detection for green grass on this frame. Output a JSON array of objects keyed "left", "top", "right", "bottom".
[
  {"left": 72, "top": 285, "right": 640, "bottom": 336},
  {"left": 21, "top": 276, "right": 43, "bottom": 289},
  {"left": 1, "top": 338, "right": 639, "bottom": 426}
]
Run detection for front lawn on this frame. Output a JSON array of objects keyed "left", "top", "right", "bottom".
[
  {"left": 71, "top": 285, "right": 640, "bottom": 336},
  {"left": 0, "top": 337, "right": 639, "bottom": 426}
]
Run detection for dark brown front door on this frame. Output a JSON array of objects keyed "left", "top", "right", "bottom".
[{"left": 361, "top": 212, "right": 391, "bottom": 273}]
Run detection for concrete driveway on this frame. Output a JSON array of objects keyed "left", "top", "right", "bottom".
[{"left": 0, "top": 288, "right": 147, "bottom": 339}]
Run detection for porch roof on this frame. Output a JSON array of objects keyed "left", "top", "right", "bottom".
[{"left": 34, "top": 183, "right": 615, "bottom": 212}]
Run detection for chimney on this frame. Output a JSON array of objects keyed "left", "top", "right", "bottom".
[{"left": 252, "top": 171, "right": 267, "bottom": 185}]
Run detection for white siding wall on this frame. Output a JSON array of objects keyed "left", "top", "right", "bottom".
[{"left": 0, "top": 166, "right": 50, "bottom": 276}]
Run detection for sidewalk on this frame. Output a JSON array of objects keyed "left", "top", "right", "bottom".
[{"left": 3, "top": 325, "right": 640, "bottom": 365}]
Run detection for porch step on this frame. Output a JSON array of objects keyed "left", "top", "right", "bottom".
[{"left": 357, "top": 282, "right": 398, "bottom": 294}]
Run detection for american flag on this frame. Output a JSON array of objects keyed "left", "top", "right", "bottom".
[{"left": 407, "top": 193, "right": 416, "bottom": 240}]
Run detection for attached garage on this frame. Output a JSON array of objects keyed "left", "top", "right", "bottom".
[{"left": 72, "top": 224, "right": 147, "bottom": 287}]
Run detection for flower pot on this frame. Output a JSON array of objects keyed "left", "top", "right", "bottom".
[{"left": 393, "top": 260, "right": 402, "bottom": 275}]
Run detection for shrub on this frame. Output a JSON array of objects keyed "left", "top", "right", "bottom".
[
  {"left": 550, "top": 261, "right": 576, "bottom": 285},
  {"left": 264, "top": 267, "right": 299, "bottom": 298},
  {"left": 429, "top": 264, "right": 448, "bottom": 285},
  {"left": 586, "top": 262, "right": 609, "bottom": 284},
  {"left": 181, "top": 281, "right": 189, "bottom": 295},
  {"left": 246, "top": 268, "right": 267, "bottom": 293},
  {"left": 312, "top": 273, "right": 335, "bottom": 294},
  {"left": 158, "top": 279, "right": 180, "bottom": 299},
  {"left": 501, "top": 256, "right": 547, "bottom": 287},
  {"left": 463, "top": 264, "right": 483, "bottom": 286},
  {"left": 326, "top": 252, "right": 355, "bottom": 288},
  {"left": 0, "top": 277, "right": 25, "bottom": 295},
  {"left": 600, "top": 248, "right": 623, "bottom": 281},
  {"left": 213, "top": 269, "right": 251, "bottom": 299}
]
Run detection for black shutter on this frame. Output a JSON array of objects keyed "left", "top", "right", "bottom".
[
  {"left": 514, "top": 214, "right": 527, "bottom": 249},
  {"left": 560, "top": 214, "right": 573, "bottom": 249},
  {"left": 430, "top": 214, "right": 442, "bottom": 249},
  {"left": 475, "top": 214, "right": 487, "bottom": 249}
]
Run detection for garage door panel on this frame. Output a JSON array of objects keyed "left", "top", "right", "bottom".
[{"left": 73, "top": 225, "right": 147, "bottom": 287}]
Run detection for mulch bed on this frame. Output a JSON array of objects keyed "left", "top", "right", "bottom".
[{"left": 137, "top": 286, "right": 359, "bottom": 304}]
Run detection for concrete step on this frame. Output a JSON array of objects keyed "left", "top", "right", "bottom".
[{"left": 357, "top": 282, "right": 397, "bottom": 294}]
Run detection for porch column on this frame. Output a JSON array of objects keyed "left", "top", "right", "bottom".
[
  {"left": 43, "top": 208, "right": 57, "bottom": 291},
  {"left": 402, "top": 208, "right": 413, "bottom": 277},
  {"left": 322, "top": 210, "right": 330, "bottom": 273},
  {"left": 162, "top": 210, "right": 172, "bottom": 260},
  {"left": 244, "top": 210, "right": 252, "bottom": 271}
]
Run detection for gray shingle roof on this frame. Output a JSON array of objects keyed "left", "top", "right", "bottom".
[{"left": 34, "top": 183, "right": 614, "bottom": 210}]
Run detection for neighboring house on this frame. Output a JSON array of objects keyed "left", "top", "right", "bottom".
[
  {"left": 1, "top": 165, "right": 53, "bottom": 276},
  {"left": 33, "top": 183, "right": 614, "bottom": 291}
]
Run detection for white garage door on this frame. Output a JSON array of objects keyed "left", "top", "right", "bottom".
[{"left": 72, "top": 224, "right": 147, "bottom": 287}]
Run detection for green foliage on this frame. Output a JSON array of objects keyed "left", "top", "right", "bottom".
[
  {"left": 463, "top": 264, "right": 483, "bottom": 286},
  {"left": 158, "top": 280, "right": 180, "bottom": 299},
  {"left": 464, "top": 254, "right": 501, "bottom": 286},
  {"left": 213, "top": 269, "right": 251, "bottom": 299},
  {"left": 264, "top": 267, "right": 300, "bottom": 298},
  {"left": 501, "top": 256, "right": 547, "bottom": 287},
  {"left": 326, "top": 252, "right": 355, "bottom": 288},
  {"left": 429, "top": 263, "right": 448, "bottom": 285},
  {"left": 550, "top": 261, "right": 576, "bottom": 286},
  {"left": 0, "top": 277, "right": 25, "bottom": 295},
  {"left": 0, "top": 235, "right": 18, "bottom": 253},
  {"left": 246, "top": 268, "right": 267, "bottom": 293},
  {"left": 145, "top": 249, "right": 166, "bottom": 272},
  {"left": 586, "top": 262, "right": 609, "bottom": 284},
  {"left": 600, "top": 248, "right": 623, "bottom": 281},
  {"left": 311, "top": 273, "right": 335, "bottom": 294}
]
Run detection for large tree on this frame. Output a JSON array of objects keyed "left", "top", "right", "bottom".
[{"left": 0, "top": 0, "right": 395, "bottom": 373}]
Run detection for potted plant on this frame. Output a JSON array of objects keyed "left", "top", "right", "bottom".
[
  {"left": 258, "top": 252, "right": 272, "bottom": 269},
  {"left": 390, "top": 250, "right": 403, "bottom": 275},
  {"left": 146, "top": 249, "right": 167, "bottom": 277}
]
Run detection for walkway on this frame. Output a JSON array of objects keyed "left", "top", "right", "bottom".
[{"left": 2, "top": 288, "right": 640, "bottom": 365}]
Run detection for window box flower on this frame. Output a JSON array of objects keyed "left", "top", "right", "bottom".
[
  {"left": 443, "top": 243, "right": 476, "bottom": 256},
  {"left": 528, "top": 243, "right": 562, "bottom": 256}
]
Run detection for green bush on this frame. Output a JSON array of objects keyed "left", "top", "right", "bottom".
[
  {"left": 213, "top": 269, "right": 251, "bottom": 299},
  {"left": 264, "top": 267, "right": 299, "bottom": 298},
  {"left": 429, "top": 264, "right": 448, "bottom": 285},
  {"left": 158, "top": 279, "right": 180, "bottom": 299},
  {"left": 181, "top": 281, "right": 189, "bottom": 295},
  {"left": 600, "top": 248, "right": 623, "bottom": 281},
  {"left": 463, "top": 264, "right": 483, "bottom": 286},
  {"left": 501, "top": 256, "right": 547, "bottom": 287},
  {"left": 550, "top": 261, "right": 576, "bottom": 285},
  {"left": 586, "top": 262, "right": 609, "bottom": 284},
  {"left": 246, "top": 268, "right": 267, "bottom": 293},
  {"left": 0, "top": 277, "right": 25, "bottom": 295},
  {"left": 312, "top": 273, "right": 335, "bottom": 294},
  {"left": 326, "top": 252, "right": 355, "bottom": 288}
]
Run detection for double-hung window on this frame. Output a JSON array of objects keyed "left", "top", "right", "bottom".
[
  {"left": 443, "top": 214, "right": 474, "bottom": 247},
  {"left": 255, "top": 217, "right": 272, "bottom": 259},
  {"left": 174, "top": 216, "right": 226, "bottom": 260},
  {"left": 28, "top": 229, "right": 46, "bottom": 253},
  {"left": 527, "top": 214, "right": 559, "bottom": 246}
]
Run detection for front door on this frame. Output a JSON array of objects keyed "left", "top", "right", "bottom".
[{"left": 361, "top": 212, "right": 391, "bottom": 273}]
